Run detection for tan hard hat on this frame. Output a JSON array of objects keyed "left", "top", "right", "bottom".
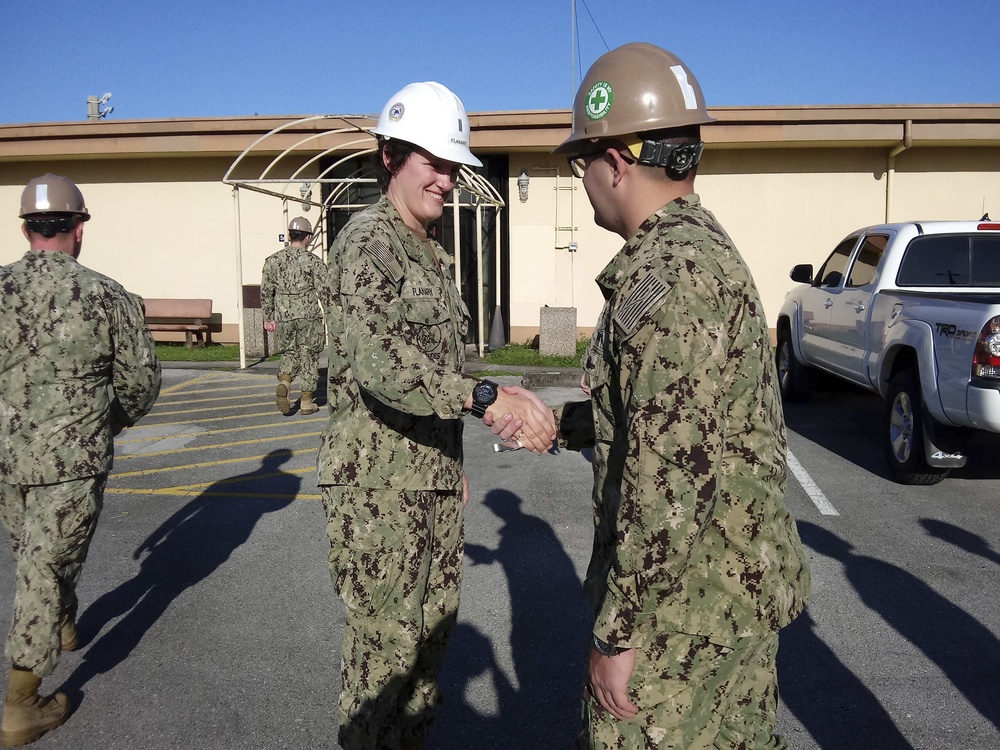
[
  {"left": 553, "top": 42, "right": 714, "bottom": 156},
  {"left": 19, "top": 173, "right": 90, "bottom": 220},
  {"left": 288, "top": 216, "right": 312, "bottom": 233}
]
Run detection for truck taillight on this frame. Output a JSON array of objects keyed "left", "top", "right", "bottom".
[{"left": 973, "top": 316, "right": 1000, "bottom": 379}]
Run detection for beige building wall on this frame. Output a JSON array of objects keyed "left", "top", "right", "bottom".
[
  {"left": 3, "top": 108, "right": 998, "bottom": 347},
  {"left": 506, "top": 146, "right": 1000, "bottom": 340},
  {"left": 2, "top": 157, "right": 322, "bottom": 343},
  {"left": 507, "top": 156, "right": 619, "bottom": 344}
]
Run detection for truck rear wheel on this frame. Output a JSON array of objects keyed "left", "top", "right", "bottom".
[
  {"left": 776, "top": 329, "right": 811, "bottom": 401},
  {"left": 884, "top": 369, "right": 949, "bottom": 485}
]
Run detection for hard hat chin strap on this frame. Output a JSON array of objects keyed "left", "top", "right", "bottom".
[{"left": 635, "top": 141, "right": 704, "bottom": 178}]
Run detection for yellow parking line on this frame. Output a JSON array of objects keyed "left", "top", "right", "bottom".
[
  {"left": 158, "top": 373, "right": 216, "bottom": 396},
  {"left": 136, "top": 411, "right": 312, "bottom": 427},
  {"left": 116, "top": 431, "right": 323, "bottom": 459},
  {"left": 159, "top": 381, "right": 276, "bottom": 397},
  {"left": 105, "top": 487, "right": 321, "bottom": 500},
  {"left": 148, "top": 402, "right": 273, "bottom": 417},
  {"left": 112, "top": 448, "right": 317, "bottom": 477},
  {"left": 116, "top": 420, "right": 309, "bottom": 444},
  {"left": 159, "top": 371, "right": 265, "bottom": 393},
  {"left": 155, "top": 390, "right": 277, "bottom": 406},
  {"left": 164, "top": 467, "right": 316, "bottom": 490}
]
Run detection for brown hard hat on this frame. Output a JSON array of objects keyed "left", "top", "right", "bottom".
[
  {"left": 288, "top": 216, "right": 313, "bottom": 233},
  {"left": 19, "top": 174, "right": 90, "bottom": 220},
  {"left": 553, "top": 42, "right": 714, "bottom": 156}
]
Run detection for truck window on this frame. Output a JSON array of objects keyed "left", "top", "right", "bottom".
[
  {"left": 847, "top": 234, "right": 888, "bottom": 287},
  {"left": 898, "top": 234, "right": 1000, "bottom": 287},
  {"left": 815, "top": 236, "right": 857, "bottom": 288},
  {"left": 971, "top": 237, "right": 1000, "bottom": 285},
  {"left": 898, "top": 235, "right": 969, "bottom": 285}
]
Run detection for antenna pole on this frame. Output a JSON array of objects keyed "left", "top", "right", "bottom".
[{"left": 570, "top": 0, "right": 577, "bottom": 102}]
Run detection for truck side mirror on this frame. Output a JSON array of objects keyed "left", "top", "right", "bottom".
[{"left": 790, "top": 264, "right": 814, "bottom": 284}]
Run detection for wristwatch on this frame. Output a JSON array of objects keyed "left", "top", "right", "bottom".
[
  {"left": 469, "top": 379, "right": 499, "bottom": 418},
  {"left": 593, "top": 635, "right": 627, "bottom": 657}
]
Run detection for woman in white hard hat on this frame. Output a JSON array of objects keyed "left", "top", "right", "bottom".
[{"left": 317, "top": 82, "right": 555, "bottom": 749}]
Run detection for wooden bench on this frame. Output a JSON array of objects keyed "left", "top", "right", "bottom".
[{"left": 144, "top": 298, "right": 213, "bottom": 348}]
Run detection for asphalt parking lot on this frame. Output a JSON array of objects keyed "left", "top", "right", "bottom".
[{"left": 0, "top": 366, "right": 997, "bottom": 749}]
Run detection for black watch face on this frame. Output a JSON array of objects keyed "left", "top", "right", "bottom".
[{"left": 474, "top": 381, "right": 497, "bottom": 405}]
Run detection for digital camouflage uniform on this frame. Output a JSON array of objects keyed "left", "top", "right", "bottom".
[
  {"left": 319, "top": 197, "right": 476, "bottom": 748},
  {"left": 0, "top": 249, "right": 161, "bottom": 678},
  {"left": 558, "top": 195, "right": 811, "bottom": 749},
  {"left": 261, "top": 244, "right": 330, "bottom": 392}
]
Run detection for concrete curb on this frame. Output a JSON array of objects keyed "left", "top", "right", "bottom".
[{"left": 521, "top": 371, "right": 583, "bottom": 388}]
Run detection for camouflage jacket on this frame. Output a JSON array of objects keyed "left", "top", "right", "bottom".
[
  {"left": 318, "top": 197, "right": 476, "bottom": 490},
  {"left": 261, "top": 244, "right": 330, "bottom": 322},
  {"left": 0, "top": 250, "right": 161, "bottom": 484},
  {"left": 562, "top": 195, "right": 810, "bottom": 649}
]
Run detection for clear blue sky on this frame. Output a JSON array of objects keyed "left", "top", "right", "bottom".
[{"left": 1, "top": 0, "right": 996, "bottom": 125}]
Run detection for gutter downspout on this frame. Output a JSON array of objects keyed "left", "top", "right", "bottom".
[{"left": 885, "top": 119, "right": 913, "bottom": 223}]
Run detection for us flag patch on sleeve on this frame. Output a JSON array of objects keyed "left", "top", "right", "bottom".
[
  {"left": 363, "top": 239, "right": 404, "bottom": 284},
  {"left": 613, "top": 274, "right": 669, "bottom": 335}
]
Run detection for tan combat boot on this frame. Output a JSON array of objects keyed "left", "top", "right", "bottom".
[
  {"left": 299, "top": 391, "right": 318, "bottom": 415},
  {"left": 275, "top": 375, "right": 293, "bottom": 415},
  {"left": 59, "top": 614, "right": 78, "bottom": 652},
  {"left": 1, "top": 667, "right": 70, "bottom": 747}
]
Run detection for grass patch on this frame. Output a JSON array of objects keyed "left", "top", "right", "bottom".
[
  {"left": 156, "top": 343, "right": 245, "bottom": 361},
  {"left": 482, "top": 340, "right": 587, "bottom": 368},
  {"left": 156, "top": 340, "right": 587, "bottom": 367}
]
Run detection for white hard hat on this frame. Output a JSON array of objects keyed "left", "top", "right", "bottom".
[{"left": 372, "top": 81, "right": 482, "bottom": 168}]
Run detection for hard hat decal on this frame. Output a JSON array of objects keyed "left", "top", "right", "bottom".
[
  {"left": 670, "top": 65, "right": 699, "bottom": 110},
  {"left": 35, "top": 184, "right": 50, "bottom": 211},
  {"left": 585, "top": 81, "right": 614, "bottom": 121},
  {"left": 388, "top": 103, "right": 405, "bottom": 122}
]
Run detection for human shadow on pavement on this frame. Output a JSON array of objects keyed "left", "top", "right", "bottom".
[
  {"left": 797, "top": 520, "right": 1000, "bottom": 734},
  {"left": 778, "top": 610, "right": 915, "bottom": 749},
  {"left": 58, "top": 449, "right": 299, "bottom": 702},
  {"left": 432, "top": 489, "right": 590, "bottom": 748},
  {"left": 339, "top": 621, "right": 515, "bottom": 747},
  {"left": 919, "top": 518, "right": 1000, "bottom": 566}
]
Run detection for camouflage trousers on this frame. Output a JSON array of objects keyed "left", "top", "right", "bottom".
[
  {"left": 0, "top": 475, "right": 104, "bottom": 677},
  {"left": 579, "top": 630, "right": 789, "bottom": 750},
  {"left": 276, "top": 317, "right": 325, "bottom": 392},
  {"left": 322, "top": 485, "right": 464, "bottom": 750}
]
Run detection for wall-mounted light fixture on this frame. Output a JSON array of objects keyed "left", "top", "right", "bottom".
[
  {"left": 299, "top": 182, "right": 312, "bottom": 212},
  {"left": 517, "top": 169, "right": 529, "bottom": 203}
]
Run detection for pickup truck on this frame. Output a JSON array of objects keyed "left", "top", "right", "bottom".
[{"left": 775, "top": 219, "right": 1000, "bottom": 484}]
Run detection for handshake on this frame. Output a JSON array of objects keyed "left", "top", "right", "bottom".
[{"left": 470, "top": 382, "right": 557, "bottom": 453}]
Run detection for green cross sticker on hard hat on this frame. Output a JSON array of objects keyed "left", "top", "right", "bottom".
[{"left": 585, "top": 81, "right": 614, "bottom": 120}]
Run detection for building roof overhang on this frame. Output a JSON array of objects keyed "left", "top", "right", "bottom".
[{"left": 2, "top": 103, "right": 999, "bottom": 162}]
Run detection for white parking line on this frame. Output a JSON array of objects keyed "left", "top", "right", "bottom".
[{"left": 787, "top": 450, "right": 840, "bottom": 516}]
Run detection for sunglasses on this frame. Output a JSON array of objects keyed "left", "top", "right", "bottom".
[{"left": 567, "top": 144, "right": 636, "bottom": 179}]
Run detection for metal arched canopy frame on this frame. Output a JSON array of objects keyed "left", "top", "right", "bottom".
[{"left": 222, "top": 115, "right": 506, "bottom": 368}]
